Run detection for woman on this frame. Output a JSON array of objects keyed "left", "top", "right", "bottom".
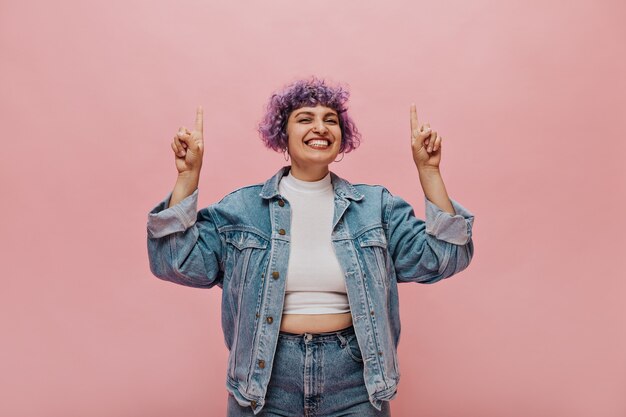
[{"left": 147, "top": 77, "right": 475, "bottom": 416}]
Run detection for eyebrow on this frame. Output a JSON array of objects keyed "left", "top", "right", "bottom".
[{"left": 294, "top": 111, "right": 338, "bottom": 118}]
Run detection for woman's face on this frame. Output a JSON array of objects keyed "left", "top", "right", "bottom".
[{"left": 285, "top": 104, "right": 342, "bottom": 169}]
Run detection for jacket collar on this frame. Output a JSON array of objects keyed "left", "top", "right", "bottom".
[{"left": 259, "top": 165, "right": 364, "bottom": 201}]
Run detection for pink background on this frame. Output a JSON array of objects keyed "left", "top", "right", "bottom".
[{"left": 1, "top": 0, "right": 625, "bottom": 416}]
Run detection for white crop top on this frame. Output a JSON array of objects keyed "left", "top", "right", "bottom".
[{"left": 278, "top": 170, "right": 350, "bottom": 314}]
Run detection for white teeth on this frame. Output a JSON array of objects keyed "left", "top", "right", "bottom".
[{"left": 307, "top": 139, "right": 330, "bottom": 148}]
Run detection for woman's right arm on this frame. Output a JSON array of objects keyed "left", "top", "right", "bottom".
[
  {"left": 169, "top": 107, "right": 204, "bottom": 207},
  {"left": 146, "top": 107, "right": 224, "bottom": 289}
]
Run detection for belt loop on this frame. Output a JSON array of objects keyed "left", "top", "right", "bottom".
[{"left": 335, "top": 331, "right": 348, "bottom": 348}]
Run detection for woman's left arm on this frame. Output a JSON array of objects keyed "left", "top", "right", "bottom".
[
  {"left": 410, "top": 103, "right": 456, "bottom": 214},
  {"left": 382, "top": 104, "right": 474, "bottom": 284}
]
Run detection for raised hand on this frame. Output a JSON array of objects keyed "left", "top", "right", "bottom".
[
  {"left": 410, "top": 103, "right": 442, "bottom": 170},
  {"left": 172, "top": 106, "right": 204, "bottom": 175}
]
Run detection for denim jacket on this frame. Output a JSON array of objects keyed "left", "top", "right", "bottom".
[{"left": 146, "top": 165, "right": 475, "bottom": 414}]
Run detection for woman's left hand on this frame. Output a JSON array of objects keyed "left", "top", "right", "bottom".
[{"left": 410, "top": 103, "right": 442, "bottom": 170}]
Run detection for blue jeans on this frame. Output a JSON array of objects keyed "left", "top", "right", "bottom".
[{"left": 227, "top": 325, "right": 392, "bottom": 416}]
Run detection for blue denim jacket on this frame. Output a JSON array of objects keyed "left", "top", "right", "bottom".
[{"left": 147, "top": 165, "right": 475, "bottom": 414}]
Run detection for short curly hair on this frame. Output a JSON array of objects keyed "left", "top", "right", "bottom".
[{"left": 257, "top": 77, "right": 361, "bottom": 154}]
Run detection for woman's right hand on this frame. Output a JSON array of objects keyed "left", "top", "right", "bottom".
[{"left": 172, "top": 106, "right": 204, "bottom": 175}]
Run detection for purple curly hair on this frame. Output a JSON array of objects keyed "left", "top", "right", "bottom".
[{"left": 257, "top": 77, "right": 361, "bottom": 154}]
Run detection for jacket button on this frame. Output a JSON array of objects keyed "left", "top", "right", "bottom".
[
  {"left": 371, "top": 310, "right": 375, "bottom": 316},
  {"left": 266, "top": 316, "right": 273, "bottom": 324},
  {"left": 278, "top": 200, "right": 285, "bottom": 207},
  {"left": 272, "top": 271, "right": 280, "bottom": 279},
  {"left": 251, "top": 400, "right": 257, "bottom": 408},
  {"left": 258, "top": 359, "right": 265, "bottom": 369},
  {"left": 379, "top": 351, "right": 383, "bottom": 356},
  {"left": 255, "top": 313, "right": 260, "bottom": 318},
  {"left": 278, "top": 229, "right": 286, "bottom": 235}
]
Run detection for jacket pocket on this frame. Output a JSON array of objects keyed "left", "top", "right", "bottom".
[{"left": 357, "top": 227, "right": 389, "bottom": 290}]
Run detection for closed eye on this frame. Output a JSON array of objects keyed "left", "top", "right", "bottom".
[{"left": 298, "top": 118, "right": 338, "bottom": 124}]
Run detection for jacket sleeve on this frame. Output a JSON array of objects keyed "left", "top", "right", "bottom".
[
  {"left": 146, "top": 188, "right": 224, "bottom": 289},
  {"left": 383, "top": 188, "right": 475, "bottom": 284}
]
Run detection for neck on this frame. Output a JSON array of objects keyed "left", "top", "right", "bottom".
[{"left": 288, "top": 161, "right": 330, "bottom": 182}]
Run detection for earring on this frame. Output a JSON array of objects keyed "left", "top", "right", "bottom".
[
  {"left": 283, "top": 148, "right": 290, "bottom": 161},
  {"left": 334, "top": 151, "right": 345, "bottom": 162}
]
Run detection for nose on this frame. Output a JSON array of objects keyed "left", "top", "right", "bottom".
[{"left": 312, "top": 120, "right": 328, "bottom": 134}]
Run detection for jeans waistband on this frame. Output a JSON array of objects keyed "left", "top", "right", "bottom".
[{"left": 278, "top": 324, "right": 355, "bottom": 342}]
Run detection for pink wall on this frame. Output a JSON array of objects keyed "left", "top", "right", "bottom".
[{"left": 1, "top": 0, "right": 625, "bottom": 416}]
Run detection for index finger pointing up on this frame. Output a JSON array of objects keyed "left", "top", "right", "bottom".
[
  {"left": 195, "top": 106, "right": 203, "bottom": 132},
  {"left": 410, "top": 103, "right": 419, "bottom": 136}
]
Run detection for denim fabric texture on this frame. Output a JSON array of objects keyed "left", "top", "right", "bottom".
[
  {"left": 147, "top": 165, "right": 475, "bottom": 415},
  {"left": 226, "top": 325, "right": 391, "bottom": 417}
]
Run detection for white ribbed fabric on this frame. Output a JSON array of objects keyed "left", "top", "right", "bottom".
[{"left": 278, "top": 170, "right": 350, "bottom": 314}]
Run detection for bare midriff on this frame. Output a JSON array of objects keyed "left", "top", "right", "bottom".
[{"left": 280, "top": 312, "right": 353, "bottom": 334}]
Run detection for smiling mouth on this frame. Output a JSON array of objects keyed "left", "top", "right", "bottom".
[{"left": 304, "top": 138, "right": 332, "bottom": 149}]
